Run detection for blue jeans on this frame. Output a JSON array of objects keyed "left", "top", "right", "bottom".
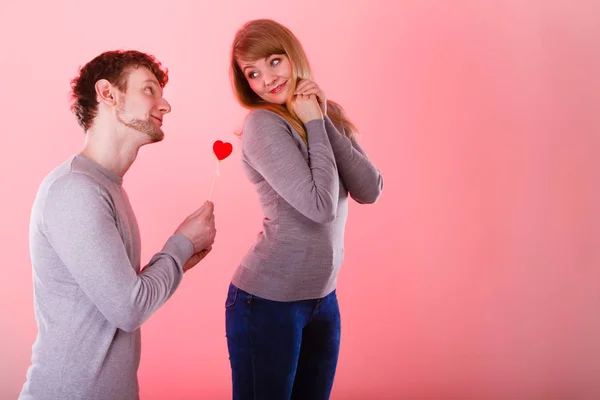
[{"left": 225, "top": 283, "right": 341, "bottom": 400}]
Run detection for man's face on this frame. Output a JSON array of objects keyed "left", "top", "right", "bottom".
[{"left": 115, "top": 66, "right": 171, "bottom": 143}]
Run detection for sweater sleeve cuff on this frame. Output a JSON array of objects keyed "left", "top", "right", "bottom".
[
  {"left": 304, "top": 118, "right": 328, "bottom": 145},
  {"left": 162, "top": 234, "right": 194, "bottom": 272},
  {"left": 323, "top": 116, "right": 344, "bottom": 142}
]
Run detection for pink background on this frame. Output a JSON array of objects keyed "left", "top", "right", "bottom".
[{"left": 2, "top": 0, "right": 600, "bottom": 398}]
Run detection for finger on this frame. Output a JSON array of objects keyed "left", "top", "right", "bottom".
[
  {"left": 294, "top": 83, "right": 305, "bottom": 94},
  {"left": 297, "top": 80, "right": 317, "bottom": 90},
  {"left": 199, "top": 246, "right": 212, "bottom": 255},
  {"left": 295, "top": 78, "right": 309, "bottom": 88},
  {"left": 300, "top": 89, "right": 325, "bottom": 103},
  {"left": 188, "top": 204, "right": 207, "bottom": 219},
  {"left": 300, "top": 80, "right": 318, "bottom": 93},
  {"left": 200, "top": 201, "right": 214, "bottom": 216},
  {"left": 298, "top": 87, "right": 318, "bottom": 96},
  {"left": 197, "top": 248, "right": 211, "bottom": 261},
  {"left": 295, "top": 81, "right": 312, "bottom": 94},
  {"left": 296, "top": 83, "right": 318, "bottom": 95}
]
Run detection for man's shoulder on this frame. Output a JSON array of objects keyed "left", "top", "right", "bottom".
[
  {"left": 31, "top": 157, "right": 109, "bottom": 229},
  {"left": 43, "top": 158, "right": 98, "bottom": 190},
  {"left": 37, "top": 159, "right": 107, "bottom": 208}
]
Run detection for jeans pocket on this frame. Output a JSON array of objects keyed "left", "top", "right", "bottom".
[{"left": 225, "top": 283, "right": 239, "bottom": 308}]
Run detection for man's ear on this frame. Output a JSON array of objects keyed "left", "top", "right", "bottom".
[{"left": 95, "top": 79, "right": 118, "bottom": 106}]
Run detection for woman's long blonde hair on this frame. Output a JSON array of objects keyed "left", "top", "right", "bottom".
[{"left": 230, "top": 19, "right": 356, "bottom": 142}]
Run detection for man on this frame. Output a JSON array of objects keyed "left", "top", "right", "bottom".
[{"left": 19, "top": 50, "right": 216, "bottom": 399}]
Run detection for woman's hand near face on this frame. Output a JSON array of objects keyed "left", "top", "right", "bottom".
[
  {"left": 295, "top": 79, "right": 327, "bottom": 116},
  {"left": 291, "top": 93, "right": 323, "bottom": 124}
]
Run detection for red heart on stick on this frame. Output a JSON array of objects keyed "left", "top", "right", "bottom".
[{"left": 213, "top": 140, "right": 233, "bottom": 161}]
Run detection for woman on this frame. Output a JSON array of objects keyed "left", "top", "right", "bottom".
[{"left": 225, "top": 19, "right": 383, "bottom": 400}]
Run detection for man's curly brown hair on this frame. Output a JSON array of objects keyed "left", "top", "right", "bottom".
[{"left": 70, "top": 50, "right": 169, "bottom": 131}]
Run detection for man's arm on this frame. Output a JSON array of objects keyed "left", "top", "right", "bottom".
[{"left": 42, "top": 173, "right": 193, "bottom": 332}]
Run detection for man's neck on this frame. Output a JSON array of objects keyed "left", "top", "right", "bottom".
[{"left": 80, "top": 126, "right": 143, "bottom": 178}]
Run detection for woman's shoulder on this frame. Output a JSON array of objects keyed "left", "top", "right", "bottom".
[
  {"left": 245, "top": 108, "right": 286, "bottom": 124},
  {"left": 243, "top": 108, "right": 291, "bottom": 136}
]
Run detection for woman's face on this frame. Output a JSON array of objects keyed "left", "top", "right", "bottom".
[{"left": 239, "top": 53, "right": 293, "bottom": 105}]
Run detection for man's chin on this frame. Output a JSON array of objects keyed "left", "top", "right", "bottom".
[
  {"left": 138, "top": 128, "right": 164, "bottom": 145},
  {"left": 148, "top": 130, "right": 164, "bottom": 143}
]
